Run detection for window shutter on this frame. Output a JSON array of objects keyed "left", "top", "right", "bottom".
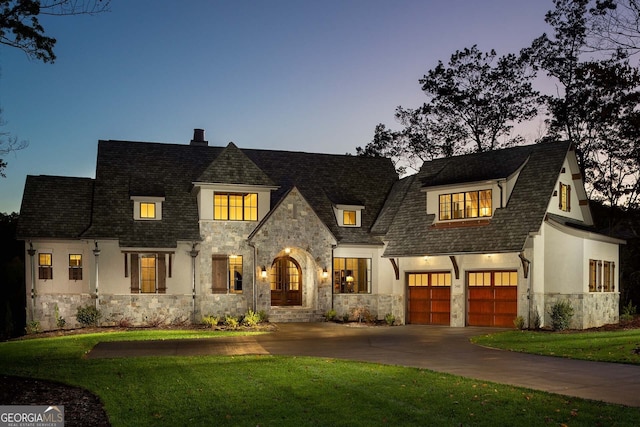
[
  {"left": 158, "top": 254, "right": 167, "bottom": 294},
  {"left": 131, "top": 254, "right": 140, "bottom": 293},
  {"left": 212, "top": 255, "right": 228, "bottom": 294},
  {"left": 567, "top": 185, "right": 571, "bottom": 211}
]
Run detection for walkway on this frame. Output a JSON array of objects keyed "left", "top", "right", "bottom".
[{"left": 88, "top": 322, "right": 640, "bottom": 407}]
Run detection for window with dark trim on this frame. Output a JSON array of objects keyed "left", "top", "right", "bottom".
[
  {"left": 214, "top": 193, "right": 257, "bottom": 221},
  {"left": 333, "top": 257, "right": 371, "bottom": 294},
  {"left": 38, "top": 253, "right": 52, "bottom": 280},
  {"left": 439, "top": 189, "right": 492, "bottom": 220},
  {"left": 68, "top": 254, "right": 82, "bottom": 280},
  {"left": 129, "top": 253, "right": 167, "bottom": 294},
  {"left": 212, "top": 255, "right": 243, "bottom": 293},
  {"left": 559, "top": 182, "right": 571, "bottom": 212}
]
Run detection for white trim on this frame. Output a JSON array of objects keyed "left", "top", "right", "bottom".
[{"left": 545, "top": 216, "right": 625, "bottom": 245}]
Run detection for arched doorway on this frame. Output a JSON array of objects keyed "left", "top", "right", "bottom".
[{"left": 270, "top": 256, "right": 302, "bottom": 306}]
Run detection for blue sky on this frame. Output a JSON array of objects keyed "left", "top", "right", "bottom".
[{"left": 0, "top": 0, "right": 553, "bottom": 213}]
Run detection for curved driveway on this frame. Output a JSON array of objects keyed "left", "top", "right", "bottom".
[{"left": 89, "top": 322, "right": 640, "bottom": 407}]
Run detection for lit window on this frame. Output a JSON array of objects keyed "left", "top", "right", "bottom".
[
  {"left": 230, "top": 255, "right": 243, "bottom": 293},
  {"left": 343, "top": 210, "right": 356, "bottom": 226},
  {"left": 333, "top": 258, "right": 371, "bottom": 294},
  {"left": 439, "top": 190, "right": 492, "bottom": 221},
  {"left": 408, "top": 272, "right": 451, "bottom": 287},
  {"left": 69, "top": 254, "right": 82, "bottom": 280},
  {"left": 140, "top": 255, "right": 156, "bottom": 293},
  {"left": 140, "top": 202, "right": 156, "bottom": 219},
  {"left": 559, "top": 183, "right": 571, "bottom": 212},
  {"left": 468, "top": 271, "right": 517, "bottom": 287},
  {"left": 39, "top": 253, "right": 53, "bottom": 280},
  {"left": 214, "top": 193, "right": 257, "bottom": 221}
]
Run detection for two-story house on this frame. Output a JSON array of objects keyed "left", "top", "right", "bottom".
[{"left": 17, "top": 131, "right": 622, "bottom": 330}]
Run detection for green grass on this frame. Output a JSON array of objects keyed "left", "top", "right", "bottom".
[
  {"left": 1, "top": 330, "right": 639, "bottom": 426},
  {"left": 472, "top": 329, "right": 640, "bottom": 364}
]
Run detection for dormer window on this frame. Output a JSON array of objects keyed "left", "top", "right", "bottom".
[
  {"left": 214, "top": 193, "right": 258, "bottom": 221},
  {"left": 439, "top": 189, "right": 492, "bottom": 221},
  {"left": 559, "top": 182, "right": 571, "bottom": 212},
  {"left": 334, "top": 204, "right": 364, "bottom": 227},
  {"left": 131, "top": 196, "right": 164, "bottom": 221}
]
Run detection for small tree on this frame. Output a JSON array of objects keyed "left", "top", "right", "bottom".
[{"left": 549, "top": 300, "right": 574, "bottom": 331}]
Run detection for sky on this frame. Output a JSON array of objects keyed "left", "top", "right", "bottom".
[{"left": 0, "top": 0, "right": 555, "bottom": 213}]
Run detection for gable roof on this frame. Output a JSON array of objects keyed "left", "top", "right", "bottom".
[
  {"left": 17, "top": 175, "right": 94, "bottom": 239},
  {"left": 383, "top": 141, "right": 572, "bottom": 257},
  {"left": 20, "top": 139, "right": 397, "bottom": 248}
]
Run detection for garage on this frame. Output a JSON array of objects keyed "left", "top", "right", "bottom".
[
  {"left": 407, "top": 272, "right": 451, "bottom": 325},
  {"left": 467, "top": 271, "right": 518, "bottom": 327}
]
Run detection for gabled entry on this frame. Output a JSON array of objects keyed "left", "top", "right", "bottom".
[{"left": 270, "top": 256, "right": 302, "bottom": 306}]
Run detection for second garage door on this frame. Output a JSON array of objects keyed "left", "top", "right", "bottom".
[{"left": 467, "top": 271, "right": 518, "bottom": 327}]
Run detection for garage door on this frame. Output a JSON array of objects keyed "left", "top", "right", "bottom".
[
  {"left": 408, "top": 272, "right": 451, "bottom": 325},
  {"left": 467, "top": 271, "right": 518, "bottom": 327}
]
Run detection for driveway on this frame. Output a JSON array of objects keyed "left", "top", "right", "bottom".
[{"left": 88, "top": 322, "right": 640, "bottom": 407}]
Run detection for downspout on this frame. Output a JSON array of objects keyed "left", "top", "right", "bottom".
[
  {"left": 189, "top": 243, "right": 199, "bottom": 323},
  {"left": 248, "top": 242, "right": 257, "bottom": 312},
  {"left": 330, "top": 245, "right": 336, "bottom": 310},
  {"left": 93, "top": 241, "right": 101, "bottom": 312},
  {"left": 27, "top": 241, "right": 36, "bottom": 322},
  {"left": 518, "top": 251, "right": 532, "bottom": 328}
]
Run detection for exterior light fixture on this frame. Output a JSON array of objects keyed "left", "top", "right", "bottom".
[
  {"left": 346, "top": 275, "right": 354, "bottom": 283},
  {"left": 261, "top": 266, "right": 267, "bottom": 278},
  {"left": 322, "top": 268, "right": 328, "bottom": 278},
  {"left": 284, "top": 247, "right": 291, "bottom": 254}
]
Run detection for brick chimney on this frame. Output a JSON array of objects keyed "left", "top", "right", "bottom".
[{"left": 190, "top": 128, "right": 208, "bottom": 146}]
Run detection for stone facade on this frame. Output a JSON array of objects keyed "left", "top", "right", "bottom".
[
  {"left": 543, "top": 292, "right": 619, "bottom": 329},
  {"left": 31, "top": 294, "right": 93, "bottom": 331}
]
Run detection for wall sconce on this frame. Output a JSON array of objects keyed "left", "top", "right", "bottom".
[
  {"left": 322, "top": 267, "right": 328, "bottom": 278},
  {"left": 284, "top": 247, "right": 291, "bottom": 254},
  {"left": 261, "top": 266, "right": 267, "bottom": 278}
]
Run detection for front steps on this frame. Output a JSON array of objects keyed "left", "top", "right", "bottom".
[{"left": 268, "top": 306, "right": 324, "bottom": 323}]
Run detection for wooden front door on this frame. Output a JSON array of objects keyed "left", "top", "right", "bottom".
[
  {"left": 407, "top": 272, "right": 451, "bottom": 325},
  {"left": 467, "top": 271, "right": 518, "bottom": 327},
  {"left": 270, "top": 256, "right": 302, "bottom": 306}
]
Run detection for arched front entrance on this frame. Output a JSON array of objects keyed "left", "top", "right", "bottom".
[{"left": 270, "top": 256, "right": 302, "bottom": 306}]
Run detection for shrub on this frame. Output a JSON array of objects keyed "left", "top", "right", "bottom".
[
  {"left": 25, "top": 320, "right": 40, "bottom": 334},
  {"left": 76, "top": 305, "right": 102, "bottom": 327},
  {"left": 325, "top": 309, "right": 337, "bottom": 321},
  {"left": 351, "top": 306, "right": 371, "bottom": 323},
  {"left": 224, "top": 315, "right": 239, "bottom": 329},
  {"left": 342, "top": 312, "right": 350, "bottom": 322},
  {"left": 242, "top": 310, "right": 260, "bottom": 327},
  {"left": 621, "top": 300, "right": 637, "bottom": 322},
  {"left": 54, "top": 304, "right": 66, "bottom": 329},
  {"left": 533, "top": 309, "right": 541, "bottom": 330},
  {"left": 202, "top": 315, "right": 220, "bottom": 328},
  {"left": 513, "top": 315, "right": 525, "bottom": 330},
  {"left": 549, "top": 300, "right": 574, "bottom": 331},
  {"left": 384, "top": 313, "right": 395, "bottom": 326},
  {"left": 257, "top": 310, "right": 269, "bottom": 323}
]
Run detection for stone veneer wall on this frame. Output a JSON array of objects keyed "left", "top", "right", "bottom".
[
  {"left": 99, "top": 294, "right": 195, "bottom": 326},
  {"left": 332, "top": 294, "right": 404, "bottom": 324},
  {"left": 32, "top": 294, "right": 94, "bottom": 331},
  {"left": 543, "top": 292, "right": 619, "bottom": 329}
]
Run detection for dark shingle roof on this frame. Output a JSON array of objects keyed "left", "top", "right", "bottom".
[
  {"left": 17, "top": 175, "right": 94, "bottom": 239},
  {"left": 197, "top": 142, "right": 275, "bottom": 186},
  {"left": 383, "top": 141, "right": 572, "bottom": 257}
]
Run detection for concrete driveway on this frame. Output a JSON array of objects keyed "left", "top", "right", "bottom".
[{"left": 88, "top": 322, "right": 640, "bottom": 407}]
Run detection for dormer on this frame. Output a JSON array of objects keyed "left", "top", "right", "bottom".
[
  {"left": 130, "top": 196, "right": 165, "bottom": 220},
  {"left": 547, "top": 149, "right": 593, "bottom": 224},
  {"left": 333, "top": 204, "right": 364, "bottom": 227}
]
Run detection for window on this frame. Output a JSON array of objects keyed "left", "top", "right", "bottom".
[
  {"left": 559, "top": 182, "right": 571, "bottom": 212},
  {"left": 140, "top": 255, "right": 156, "bottom": 293},
  {"left": 333, "top": 258, "right": 371, "bottom": 294},
  {"left": 439, "top": 190, "right": 492, "bottom": 221},
  {"left": 468, "top": 271, "right": 517, "bottom": 287},
  {"left": 343, "top": 210, "right": 356, "bottom": 226},
  {"left": 212, "top": 255, "right": 243, "bottom": 293},
  {"left": 140, "top": 202, "right": 156, "bottom": 219},
  {"left": 408, "top": 272, "right": 451, "bottom": 287},
  {"left": 38, "top": 253, "right": 53, "bottom": 280},
  {"left": 589, "top": 259, "right": 615, "bottom": 292},
  {"left": 69, "top": 254, "right": 82, "bottom": 280},
  {"left": 214, "top": 193, "right": 257, "bottom": 221}
]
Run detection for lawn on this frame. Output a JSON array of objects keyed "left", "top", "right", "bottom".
[
  {"left": 1, "top": 330, "right": 639, "bottom": 426},
  {"left": 471, "top": 329, "right": 640, "bottom": 364}
]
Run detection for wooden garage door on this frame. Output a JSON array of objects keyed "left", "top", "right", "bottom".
[
  {"left": 467, "top": 271, "right": 518, "bottom": 327},
  {"left": 408, "top": 272, "right": 451, "bottom": 325}
]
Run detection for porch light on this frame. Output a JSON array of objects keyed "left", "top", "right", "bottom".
[
  {"left": 322, "top": 267, "right": 328, "bottom": 278},
  {"left": 284, "top": 247, "right": 291, "bottom": 254},
  {"left": 261, "top": 266, "right": 268, "bottom": 278}
]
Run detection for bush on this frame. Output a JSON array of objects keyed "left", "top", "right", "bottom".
[
  {"left": 325, "top": 309, "right": 337, "bottom": 321},
  {"left": 621, "top": 300, "right": 637, "bottom": 322},
  {"left": 384, "top": 313, "right": 395, "bottom": 326},
  {"left": 549, "top": 300, "right": 574, "bottom": 331},
  {"left": 25, "top": 320, "right": 40, "bottom": 334},
  {"left": 533, "top": 309, "right": 541, "bottom": 330},
  {"left": 513, "top": 315, "right": 525, "bottom": 330},
  {"left": 257, "top": 310, "right": 269, "bottom": 323},
  {"left": 76, "top": 305, "right": 102, "bottom": 327},
  {"left": 224, "top": 315, "right": 239, "bottom": 329},
  {"left": 54, "top": 304, "right": 66, "bottom": 329},
  {"left": 242, "top": 310, "right": 260, "bottom": 327},
  {"left": 202, "top": 315, "right": 220, "bottom": 328}
]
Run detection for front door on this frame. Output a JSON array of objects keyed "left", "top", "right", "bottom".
[{"left": 270, "top": 256, "right": 302, "bottom": 306}]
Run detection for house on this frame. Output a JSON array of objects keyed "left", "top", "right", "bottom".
[{"left": 17, "top": 130, "right": 623, "bottom": 330}]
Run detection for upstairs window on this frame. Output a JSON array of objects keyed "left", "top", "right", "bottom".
[
  {"left": 343, "top": 210, "right": 356, "bottom": 226},
  {"left": 439, "top": 189, "right": 492, "bottom": 221},
  {"left": 69, "top": 254, "right": 82, "bottom": 280},
  {"left": 131, "top": 196, "right": 164, "bottom": 221},
  {"left": 140, "top": 202, "right": 156, "bottom": 219},
  {"left": 39, "top": 253, "right": 53, "bottom": 280},
  {"left": 559, "top": 182, "right": 571, "bottom": 212},
  {"left": 214, "top": 193, "right": 257, "bottom": 221}
]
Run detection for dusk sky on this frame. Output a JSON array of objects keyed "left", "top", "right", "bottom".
[{"left": 0, "top": 0, "right": 554, "bottom": 213}]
